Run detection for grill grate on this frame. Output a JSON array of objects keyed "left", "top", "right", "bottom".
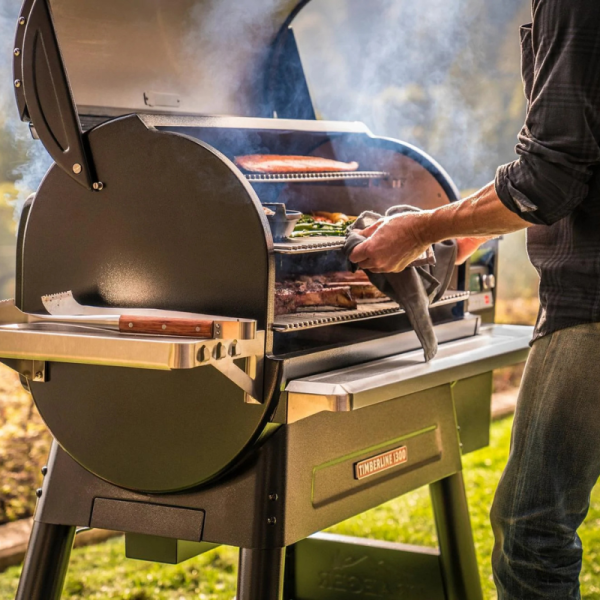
[
  {"left": 272, "top": 291, "right": 470, "bottom": 332},
  {"left": 273, "top": 236, "right": 346, "bottom": 253},
  {"left": 245, "top": 171, "right": 390, "bottom": 183}
]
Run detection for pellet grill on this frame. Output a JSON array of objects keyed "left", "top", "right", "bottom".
[{"left": 5, "top": 1, "right": 532, "bottom": 598}]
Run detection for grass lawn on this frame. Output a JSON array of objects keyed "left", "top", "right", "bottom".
[{"left": 3, "top": 416, "right": 600, "bottom": 599}]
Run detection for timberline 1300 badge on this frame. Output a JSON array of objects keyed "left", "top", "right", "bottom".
[{"left": 354, "top": 445, "right": 408, "bottom": 480}]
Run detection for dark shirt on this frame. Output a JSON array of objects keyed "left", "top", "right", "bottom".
[{"left": 495, "top": 0, "right": 600, "bottom": 342}]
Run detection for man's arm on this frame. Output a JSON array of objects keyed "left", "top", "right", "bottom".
[
  {"left": 349, "top": 182, "right": 530, "bottom": 273},
  {"left": 352, "top": 0, "right": 600, "bottom": 273}
]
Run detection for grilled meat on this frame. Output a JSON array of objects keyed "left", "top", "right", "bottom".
[
  {"left": 235, "top": 155, "right": 359, "bottom": 174},
  {"left": 275, "top": 281, "right": 357, "bottom": 315},
  {"left": 328, "top": 282, "right": 387, "bottom": 300},
  {"left": 321, "top": 271, "right": 370, "bottom": 283},
  {"left": 275, "top": 272, "right": 389, "bottom": 315},
  {"left": 298, "top": 272, "right": 386, "bottom": 299}
]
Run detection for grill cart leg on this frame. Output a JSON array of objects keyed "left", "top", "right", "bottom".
[
  {"left": 430, "top": 472, "right": 483, "bottom": 600},
  {"left": 15, "top": 521, "right": 76, "bottom": 600},
  {"left": 237, "top": 547, "right": 286, "bottom": 600}
]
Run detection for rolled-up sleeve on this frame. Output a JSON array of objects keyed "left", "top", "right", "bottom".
[{"left": 495, "top": 0, "right": 600, "bottom": 226}]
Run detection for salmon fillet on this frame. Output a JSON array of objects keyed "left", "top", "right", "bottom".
[{"left": 235, "top": 155, "right": 359, "bottom": 174}]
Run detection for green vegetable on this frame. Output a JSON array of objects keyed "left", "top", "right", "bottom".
[{"left": 290, "top": 214, "right": 356, "bottom": 238}]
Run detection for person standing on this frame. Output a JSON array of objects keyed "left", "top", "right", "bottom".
[{"left": 349, "top": 1, "right": 600, "bottom": 597}]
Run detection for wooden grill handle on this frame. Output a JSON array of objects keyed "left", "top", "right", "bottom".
[{"left": 119, "top": 316, "right": 214, "bottom": 338}]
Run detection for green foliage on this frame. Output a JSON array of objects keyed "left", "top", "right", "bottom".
[
  {"left": 3, "top": 417, "right": 600, "bottom": 599},
  {"left": 0, "top": 366, "right": 51, "bottom": 525}
]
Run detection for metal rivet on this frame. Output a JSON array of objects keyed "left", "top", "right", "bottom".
[
  {"left": 18, "top": 16, "right": 26, "bottom": 26},
  {"left": 14, "top": 79, "right": 21, "bottom": 88},
  {"left": 35, "top": 488, "right": 43, "bottom": 498},
  {"left": 161, "top": 324, "right": 167, "bottom": 330},
  {"left": 268, "top": 493, "right": 278, "bottom": 501},
  {"left": 92, "top": 181, "right": 104, "bottom": 191},
  {"left": 41, "top": 466, "right": 48, "bottom": 476},
  {"left": 128, "top": 322, "right": 133, "bottom": 328},
  {"left": 72, "top": 163, "right": 82, "bottom": 174},
  {"left": 14, "top": 48, "right": 20, "bottom": 57},
  {"left": 267, "top": 517, "right": 277, "bottom": 526}
]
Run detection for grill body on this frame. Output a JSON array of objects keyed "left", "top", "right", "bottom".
[{"left": 18, "top": 113, "right": 479, "bottom": 493}]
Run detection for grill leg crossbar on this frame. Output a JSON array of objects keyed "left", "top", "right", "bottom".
[{"left": 282, "top": 472, "right": 483, "bottom": 600}]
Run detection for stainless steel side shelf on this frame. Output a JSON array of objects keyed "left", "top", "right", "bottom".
[
  {"left": 285, "top": 324, "right": 532, "bottom": 423},
  {"left": 0, "top": 325, "right": 265, "bottom": 400},
  {"left": 0, "top": 323, "right": 264, "bottom": 369}
]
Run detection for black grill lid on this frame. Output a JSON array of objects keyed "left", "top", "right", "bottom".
[
  {"left": 14, "top": 0, "right": 314, "bottom": 186},
  {"left": 48, "top": 0, "right": 310, "bottom": 118}
]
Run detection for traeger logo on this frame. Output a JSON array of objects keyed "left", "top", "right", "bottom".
[
  {"left": 354, "top": 446, "right": 407, "bottom": 480},
  {"left": 317, "top": 549, "right": 428, "bottom": 597}
]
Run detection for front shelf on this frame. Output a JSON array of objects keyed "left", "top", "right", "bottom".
[{"left": 285, "top": 324, "right": 533, "bottom": 415}]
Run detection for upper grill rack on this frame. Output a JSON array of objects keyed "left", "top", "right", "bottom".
[
  {"left": 244, "top": 171, "right": 393, "bottom": 184},
  {"left": 273, "top": 236, "right": 346, "bottom": 253},
  {"left": 273, "top": 290, "right": 470, "bottom": 332}
]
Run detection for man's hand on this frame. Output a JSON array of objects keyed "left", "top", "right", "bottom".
[
  {"left": 349, "top": 182, "right": 530, "bottom": 273},
  {"left": 349, "top": 212, "right": 430, "bottom": 273}
]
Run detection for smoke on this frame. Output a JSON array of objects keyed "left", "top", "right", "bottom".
[
  {"left": 0, "top": 0, "right": 52, "bottom": 216},
  {"left": 295, "top": 0, "right": 530, "bottom": 191},
  {"left": 0, "top": 0, "right": 530, "bottom": 198},
  {"left": 182, "top": 0, "right": 301, "bottom": 117}
]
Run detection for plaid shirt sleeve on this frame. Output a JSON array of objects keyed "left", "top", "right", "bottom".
[{"left": 495, "top": 0, "right": 600, "bottom": 226}]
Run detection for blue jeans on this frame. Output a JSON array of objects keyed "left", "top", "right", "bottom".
[{"left": 491, "top": 323, "right": 600, "bottom": 599}]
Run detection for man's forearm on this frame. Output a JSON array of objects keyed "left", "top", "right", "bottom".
[{"left": 419, "top": 181, "right": 532, "bottom": 245}]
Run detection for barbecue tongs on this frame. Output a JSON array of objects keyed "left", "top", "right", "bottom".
[{"left": 0, "top": 298, "right": 255, "bottom": 340}]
